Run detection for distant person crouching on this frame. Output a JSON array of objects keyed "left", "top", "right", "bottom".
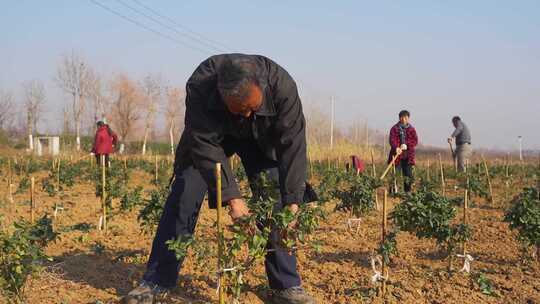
[
  {"left": 448, "top": 116, "right": 472, "bottom": 172},
  {"left": 92, "top": 121, "right": 118, "bottom": 166}
]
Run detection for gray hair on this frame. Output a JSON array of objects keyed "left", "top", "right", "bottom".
[{"left": 217, "top": 57, "right": 262, "bottom": 102}]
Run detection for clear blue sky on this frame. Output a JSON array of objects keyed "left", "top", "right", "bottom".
[{"left": 1, "top": 0, "right": 539, "bottom": 150}]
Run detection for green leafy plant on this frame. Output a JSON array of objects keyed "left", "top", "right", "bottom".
[
  {"left": 138, "top": 186, "right": 168, "bottom": 235},
  {"left": 459, "top": 172, "right": 489, "bottom": 204},
  {"left": 333, "top": 173, "right": 382, "bottom": 217},
  {"left": 15, "top": 176, "right": 30, "bottom": 194},
  {"left": 504, "top": 187, "right": 540, "bottom": 262},
  {"left": 377, "top": 230, "right": 398, "bottom": 264},
  {"left": 316, "top": 166, "right": 344, "bottom": 202},
  {"left": 120, "top": 186, "right": 144, "bottom": 212},
  {"left": 391, "top": 186, "right": 471, "bottom": 269},
  {"left": 95, "top": 173, "right": 125, "bottom": 210},
  {"left": 166, "top": 172, "right": 324, "bottom": 303},
  {"left": 41, "top": 177, "right": 57, "bottom": 197},
  {"left": 273, "top": 204, "right": 325, "bottom": 251},
  {"left": 0, "top": 215, "right": 58, "bottom": 302},
  {"left": 473, "top": 273, "right": 498, "bottom": 297}
]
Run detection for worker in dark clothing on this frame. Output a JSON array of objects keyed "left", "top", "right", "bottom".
[
  {"left": 123, "top": 54, "right": 316, "bottom": 304},
  {"left": 388, "top": 110, "right": 418, "bottom": 192}
]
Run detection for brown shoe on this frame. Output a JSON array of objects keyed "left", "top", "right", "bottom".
[
  {"left": 270, "top": 286, "right": 316, "bottom": 304},
  {"left": 122, "top": 281, "right": 169, "bottom": 304}
]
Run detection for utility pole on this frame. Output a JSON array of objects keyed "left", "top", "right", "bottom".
[{"left": 330, "top": 96, "right": 334, "bottom": 150}]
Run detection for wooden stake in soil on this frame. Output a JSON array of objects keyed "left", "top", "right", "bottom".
[
  {"left": 30, "top": 176, "right": 35, "bottom": 223},
  {"left": 155, "top": 155, "right": 159, "bottom": 184},
  {"left": 427, "top": 159, "right": 431, "bottom": 182},
  {"left": 462, "top": 189, "right": 469, "bottom": 255},
  {"left": 381, "top": 189, "right": 388, "bottom": 295},
  {"left": 56, "top": 158, "right": 61, "bottom": 192},
  {"left": 481, "top": 155, "right": 495, "bottom": 205},
  {"left": 101, "top": 155, "right": 107, "bottom": 232},
  {"left": 7, "top": 159, "right": 13, "bottom": 203},
  {"left": 215, "top": 163, "right": 225, "bottom": 304},
  {"left": 371, "top": 149, "right": 376, "bottom": 178},
  {"left": 438, "top": 154, "right": 445, "bottom": 196},
  {"left": 504, "top": 154, "right": 510, "bottom": 201}
]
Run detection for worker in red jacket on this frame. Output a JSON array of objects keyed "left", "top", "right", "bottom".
[
  {"left": 92, "top": 121, "right": 118, "bottom": 166},
  {"left": 388, "top": 110, "right": 418, "bottom": 192}
]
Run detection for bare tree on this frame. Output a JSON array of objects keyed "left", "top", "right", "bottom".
[
  {"left": 140, "top": 74, "right": 162, "bottom": 155},
  {"left": 164, "top": 87, "right": 185, "bottom": 155},
  {"left": 0, "top": 89, "right": 15, "bottom": 130},
  {"left": 86, "top": 70, "right": 108, "bottom": 131},
  {"left": 22, "top": 80, "right": 46, "bottom": 150},
  {"left": 304, "top": 103, "right": 331, "bottom": 146},
  {"left": 109, "top": 74, "right": 142, "bottom": 145},
  {"left": 56, "top": 51, "right": 91, "bottom": 151}
]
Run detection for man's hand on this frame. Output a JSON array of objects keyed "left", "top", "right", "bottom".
[
  {"left": 228, "top": 198, "right": 250, "bottom": 220},
  {"left": 400, "top": 144, "right": 408, "bottom": 151},
  {"left": 285, "top": 203, "right": 300, "bottom": 229},
  {"left": 287, "top": 203, "right": 299, "bottom": 215},
  {"left": 447, "top": 137, "right": 453, "bottom": 144}
]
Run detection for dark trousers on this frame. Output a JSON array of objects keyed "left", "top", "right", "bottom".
[
  {"left": 142, "top": 143, "right": 301, "bottom": 290},
  {"left": 95, "top": 154, "right": 110, "bottom": 167},
  {"left": 399, "top": 159, "right": 413, "bottom": 192}
]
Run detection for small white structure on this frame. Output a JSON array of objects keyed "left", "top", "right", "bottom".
[{"left": 34, "top": 136, "right": 60, "bottom": 156}]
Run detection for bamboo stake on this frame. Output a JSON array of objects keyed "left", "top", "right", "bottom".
[
  {"left": 381, "top": 189, "right": 388, "bottom": 295},
  {"left": 371, "top": 149, "right": 376, "bottom": 178},
  {"left": 505, "top": 154, "right": 510, "bottom": 201},
  {"left": 154, "top": 155, "right": 159, "bottom": 184},
  {"left": 327, "top": 156, "right": 330, "bottom": 170},
  {"left": 438, "top": 154, "right": 445, "bottom": 196},
  {"left": 101, "top": 155, "right": 107, "bottom": 232},
  {"left": 462, "top": 189, "right": 468, "bottom": 255},
  {"left": 427, "top": 159, "right": 431, "bottom": 182},
  {"left": 449, "top": 142, "right": 457, "bottom": 171},
  {"left": 375, "top": 188, "right": 380, "bottom": 211},
  {"left": 56, "top": 158, "right": 61, "bottom": 192},
  {"left": 7, "top": 159, "right": 13, "bottom": 203},
  {"left": 481, "top": 155, "right": 495, "bottom": 205},
  {"left": 30, "top": 176, "right": 35, "bottom": 223},
  {"left": 215, "top": 163, "right": 225, "bottom": 304}
]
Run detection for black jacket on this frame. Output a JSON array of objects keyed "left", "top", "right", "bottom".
[{"left": 174, "top": 54, "right": 307, "bottom": 208}]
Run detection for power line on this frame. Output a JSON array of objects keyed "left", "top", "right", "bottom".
[
  {"left": 129, "top": 0, "right": 231, "bottom": 52},
  {"left": 115, "top": 0, "right": 226, "bottom": 53},
  {"left": 88, "top": 0, "right": 211, "bottom": 55}
]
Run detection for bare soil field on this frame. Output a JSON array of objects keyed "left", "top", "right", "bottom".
[{"left": 1, "top": 159, "right": 539, "bottom": 304}]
